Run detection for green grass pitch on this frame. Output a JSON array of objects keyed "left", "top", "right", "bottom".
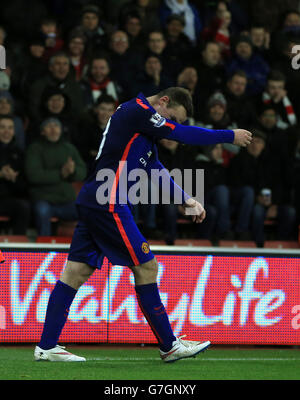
[{"left": 0, "top": 345, "right": 299, "bottom": 380}]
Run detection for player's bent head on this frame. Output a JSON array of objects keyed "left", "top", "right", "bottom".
[{"left": 155, "top": 87, "right": 194, "bottom": 118}]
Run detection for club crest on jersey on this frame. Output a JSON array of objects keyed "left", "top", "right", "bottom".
[
  {"left": 141, "top": 242, "right": 150, "bottom": 254},
  {"left": 150, "top": 112, "right": 166, "bottom": 128}
]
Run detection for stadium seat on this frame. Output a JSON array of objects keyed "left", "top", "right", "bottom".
[
  {"left": 219, "top": 240, "right": 257, "bottom": 248},
  {"left": 0, "top": 235, "right": 29, "bottom": 243},
  {"left": 175, "top": 239, "right": 212, "bottom": 246},
  {"left": 264, "top": 241, "right": 299, "bottom": 249},
  {"left": 36, "top": 236, "right": 72, "bottom": 244}
]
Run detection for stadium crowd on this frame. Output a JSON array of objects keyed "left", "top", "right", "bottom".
[{"left": 0, "top": 0, "right": 300, "bottom": 247}]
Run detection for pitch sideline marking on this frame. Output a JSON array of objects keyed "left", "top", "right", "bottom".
[{"left": 87, "top": 357, "right": 300, "bottom": 362}]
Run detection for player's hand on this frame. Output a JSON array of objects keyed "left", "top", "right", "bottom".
[
  {"left": 233, "top": 129, "right": 252, "bottom": 147},
  {"left": 183, "top": 198, "right": 206, "bottom": 223}
]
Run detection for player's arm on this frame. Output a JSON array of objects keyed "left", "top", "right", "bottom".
[
  {"left": 130, "top": 100, "right": 251, "bottom": 147},
  {"left": 144, "top": 148, "right": 206, "bottom": 223}
]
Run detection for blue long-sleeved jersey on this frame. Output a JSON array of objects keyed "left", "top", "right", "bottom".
[{"left": 76, "top": 93, "right": 234, "bottom": 211}]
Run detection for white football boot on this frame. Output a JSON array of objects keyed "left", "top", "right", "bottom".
[
  {"left": 160, "top": 335, "right": 211, "bottom": 363},
  {"left": 34, "top": 345, "right": 86, "bottom": 362}
]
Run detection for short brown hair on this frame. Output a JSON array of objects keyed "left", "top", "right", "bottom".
[{"left": 155, "top": 87, "right": 194, "bottom": 118}]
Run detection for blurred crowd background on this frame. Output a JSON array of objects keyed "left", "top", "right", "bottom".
[{"left": 1, "top": 0, "right": 300, "bottom": 247}]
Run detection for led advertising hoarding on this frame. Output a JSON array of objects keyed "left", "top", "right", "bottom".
[{"left": 0, "top": 248, "right": 299, "bottom": 344}]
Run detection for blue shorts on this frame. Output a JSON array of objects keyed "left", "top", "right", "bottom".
[{"left": 68, "top": 205, "right": 154, "bottom": 269}]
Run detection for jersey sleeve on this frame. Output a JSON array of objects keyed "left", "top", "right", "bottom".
[
  {"left": 144, "top": 145, "right": 191, "bottom": 204},
  {"left": 127, "top": 97, "right": 235, "bottom": 145}
]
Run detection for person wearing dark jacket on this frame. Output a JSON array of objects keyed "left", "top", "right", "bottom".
[
  {"left": 28, "top": 52, "right": 85, "bottom": 121},
  {"left": 193, "top": 143, "right": 231, "bottom": 240},
  {"left": 25, "top": 118, "right": 87, "bottom": 236},
  {"left": 74, "top": 94, "right": 117, "bottom": 169},
  {"left": 193, "top": 41, "right": 226, "bottom": 120},
  {"left": 157, "top": 138, "right": 193, "bottom": 244},
  {"left": 223, "top": 70, "right": 257, "bottom": 129},
  {"left": 28, "top": 87, "right": 78, "bottom": 144},
  {"left": 0, "top": 116, "right": 30, "bottom": 234},
  {"left": 229, "top": 129, "right": 296, "bottom": 246}
]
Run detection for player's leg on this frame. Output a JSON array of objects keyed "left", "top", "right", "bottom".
[
  {"left": 129, "top": 257, "right": 210, "bottom": 363},
  {"left": 35, "top": 261, "right": 95, "bottom": 361},
  {"left": 129, "top": 257, "right": 176, "bottom": 351},
  {"left": 35, "top": 218, "right": 102, "bottom": 362}
]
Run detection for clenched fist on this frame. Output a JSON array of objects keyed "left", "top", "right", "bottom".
[
  {"left": 233, "top": 129, "right": 252, "bottom": 147},
  {"left": 183, "top": 198, "right": 206, "bottom": 223}
]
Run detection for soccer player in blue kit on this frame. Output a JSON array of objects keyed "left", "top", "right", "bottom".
[{"left": 34, "top": 87, "right": 252, "bottom": 363}]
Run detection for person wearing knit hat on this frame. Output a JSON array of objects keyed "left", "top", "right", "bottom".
[
  {"left": 207, "top": 91, "right": 227, "bottom": 109},
  {"left": 80, "top": 3, "right": 106, "bottom": 57},
  {"left": 40, "top": 117, "right": 62, "bottom": 131}
]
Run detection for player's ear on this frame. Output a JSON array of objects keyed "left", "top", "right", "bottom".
[{"left": 158, "top": 95, "right": 170, "bottom": 108}]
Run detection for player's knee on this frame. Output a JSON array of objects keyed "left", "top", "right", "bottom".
[
  {"left": 130, "top": 258, "right": 158, "bottom": 285},
  {"left": 60, "top": 261, "right": 94, "bottom": 290}
]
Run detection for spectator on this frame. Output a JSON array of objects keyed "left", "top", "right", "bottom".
[
  {"left": 27, "top": 87, "right": 78, "bottom": 144},
  {"left": 80, "top": 55, "right": 123, "bottom": 107},
  {"left": 194, "top": 41, "right": 226, "bottom": 120},
  {"left": 156, "top": 138, "right": 193, "bottom": 244},
  {"left": 249, "top": 0, "right": 300, "bottom": 33},
  {"left": 249, "top": 24, "right": 272, "bottom": 62},
  {"left": 223, "top": 70, "right": 257, "bottom": 129},
  {"left": 121, "top": 12, "right": 146, "bottom": 51},
  {"left": 146, "top": 29, "right": 190, "bottom": 79},
  {"left": 66, "top": 28, "right": 88, "bottom": 81},
  {"left": 119, "top": 0, "right": 161, "bottom": 33},
  {"left": 193, "top": 143, "right": 232, "bottom": 240},
  {"left": 159, "top": 0, "right": 202, "bottom": 45},
  {"left": 0, "top": 92, "right": 26, "bottom": 150},
  {"left": 194, "top": 91, "right": 238, "bottom": 164},
  {"left": 39, "top": 17, "right": 64, "bottom": 62},
  {"left": 260, "top": 70, "right": 298, "bottom": 129},
  {"left": 28, "top": 52, "right": 85, "bottom": 121},
  {"left": 272, "top": 9, "right": 300, "bottom": 56},
  {"left": 19, "top": 35, "right": 48, "bottom": 98},
  {"left": 163, "top": 14, "right": 194, "bottom": 65},
  {"left": 25, "top": 118, "right": 87, "bottom": 236},
  {"left": 0, "top": 116, "right": 30, "bottom": 234},
  {"left": 132, "top": 55, "right": 174, "bottom": 97},
  {"left": 255, "top": 104, "right": 291, "bottom": 156},
  {"left": 226, "top": 34, "right": 270, "bottom": 95},
  {"left": 202, "top": 5, "right": 233, "bottom": 59},
  {"left": 194, "top": 91, "right": 237, "bottom": 131},
  {"left": 107, "top": 30, "right": 139, "bottom": 96},
  {"left": 74, "top": 94, "right": 117, "bottom": 168},
  {"left": 272, "top": 38, "right": 300, "bottom": 118},
  {"left": 228, "top": 130, "right": 265, "bottom": 243},
  {"left": 202, "top": 0, "right": 248, "bottom": 34},
  {"left": 176, "top": 66, "right": 198, "bottom": 102},
  {"left": 79, "top": 4, "right": 108, "bottom": 56},
  {"left": 229, "top": 129, "right": 295, "bottom": 246}
]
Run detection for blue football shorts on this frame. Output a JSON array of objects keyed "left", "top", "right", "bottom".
[{"left": 68, "top": 205, "right": 154, "bottom": 269}]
